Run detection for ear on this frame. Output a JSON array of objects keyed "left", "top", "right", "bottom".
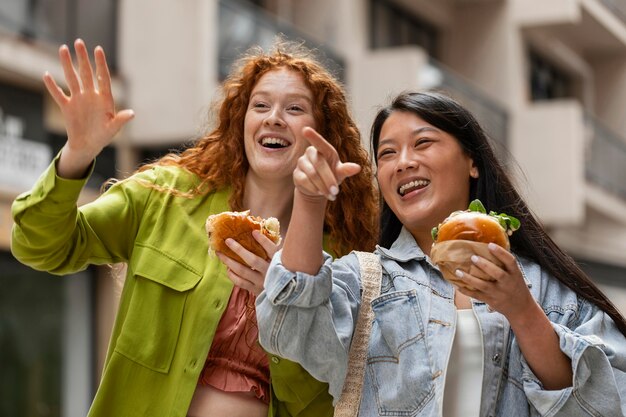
[{"left": 469, "top": 159, "right": 479, "bottom": 179}]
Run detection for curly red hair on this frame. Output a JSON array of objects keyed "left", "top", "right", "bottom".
[{"left": 138, "top": 40, "right": 378, "bottom": 255}]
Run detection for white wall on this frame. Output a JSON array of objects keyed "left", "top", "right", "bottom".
[
  {"left": 118, "top": 0, "right": 219, "bottom": 145},
  {"left": 512, "top": 100, "right": 586, "bottom": 225}
]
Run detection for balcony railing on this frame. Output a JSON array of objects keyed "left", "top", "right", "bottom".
[
  {"left": 218, "top": 0, "right": 345, "bottom": 81},
  {"left": 601, "top": 0, "right": 626, "bottom": 25},
  {"left": 420, "top": 60, "right": 509, "bottom": 154},
  {"left": 0, "top": 0, "right": 118, "bottom": 69},
  {"left": 585, "top": 115, "right": 626, "bottom": 200}
]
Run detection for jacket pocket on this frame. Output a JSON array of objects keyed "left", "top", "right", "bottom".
[
  {"left": 115, "top": 244, "right": 202, "bottom": 373},
  {"left": 366, "top": 289, "right": 434, "bottom": 415}
]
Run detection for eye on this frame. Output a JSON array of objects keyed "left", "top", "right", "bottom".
[
  {"left": 414, "top": 138, "right": 433, "bottom": 148},
  {"left": 377, "top": 148, "right": 395, "bottom": 159},
  {"left": 252, "top": 101, "right": 270, "bottom": 110},
  {"left": 287, "top": 104, "right": 305, "bottom": 112}
]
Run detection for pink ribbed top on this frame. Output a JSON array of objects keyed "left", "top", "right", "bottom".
[{"left": 198, "top": 286, "right": 270, "bottom": 404}]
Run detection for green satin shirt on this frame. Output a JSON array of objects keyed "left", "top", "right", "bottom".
[{"left": 11, "top": 157, "right": 333, "bottom": 417}]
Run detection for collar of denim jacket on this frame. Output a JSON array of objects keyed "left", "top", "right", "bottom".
[{"left": 376, "top": 227, "right": 427, "bottom": 263}]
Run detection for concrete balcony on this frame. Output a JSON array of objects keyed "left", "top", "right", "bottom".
[
  {"left": 514, "top": 100, "right": 626, "bottom": 264},
  {"left": 513, "top": 100, "right": 586, "bottom": 225},
  {"left": 515, "top": 0, "right": 626, "bottom": 55}
]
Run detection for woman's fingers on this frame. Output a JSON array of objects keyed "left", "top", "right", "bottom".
[
  {"left": 216, "top": 250, "right": 265, "bottom": 296},
  {"left": 487, "top": 243, "right": 517, "bottom": 271},
  {"left": 252, "top": 230, "right": 281, "bottom": 261},
  {"left": 298, "top": 147, "right": 338, "bottom": 200},
  {"left": 94, "top": 46, "right": 113, "bottom": 99},
  {"left": 300, "top": 127, "right": 362, "bottom": 198},
  {"left": 42, "top": 72, "right": 68, "bottom": 107},
  {"left": 336, "top": 162, "right": 361, "bottom": 182},
  {"left": 111, "top": 109, "right": 135, "bottom": 133},
  {"left": 224, "top": 238, "right": 267, "bottom": 272},
  {"left": 75, "top": 39, "right": 95, "bottom": 92},
  {"left": 59, "top": 44, "right": 81, "bottom": 94},
  {"left": 302, "top": 126, "right": 338, "bottom": 162}
]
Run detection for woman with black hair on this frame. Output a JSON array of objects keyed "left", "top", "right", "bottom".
[{"left": 257, "top": 91, "right": 626, "bottom": 416}]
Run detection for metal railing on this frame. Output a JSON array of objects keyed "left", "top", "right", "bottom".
[
  {"left": 218, "top": 0, "right": 345, "bottom": 81},
  {"left": 0, "top": 0, "right": 118, "bottom": 69},
  {"left": 422, "top": 60, "right": 509, "bottom": 154},
  {"left": 601, "top": 0, "right": 626, "bottom": 25},
  {"left": 585, "top": 115, "right": 626, "bottom": 200}
]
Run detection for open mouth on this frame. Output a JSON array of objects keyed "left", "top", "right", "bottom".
[
  {"left": 398, "top": 179, "right": 430, "bottom": 196},
  {"left": 259, "top": 137, "right": 290, "bottom": 149}
]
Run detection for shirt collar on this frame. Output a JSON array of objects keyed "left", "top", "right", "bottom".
[{"left": 377, "top": 227, "right": 428, "bottom": 263}]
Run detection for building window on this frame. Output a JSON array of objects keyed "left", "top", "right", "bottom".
[
  {"left": 0, "top": 0, "right": 118, "bottom": 70},
  {"left": 529, "top": 50, "right": 572, "bottom": 101},
  {"left": 370, "top": 0, "right": 438, "bottom": 57}
]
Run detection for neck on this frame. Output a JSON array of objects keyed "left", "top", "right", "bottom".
[
  {"left": 242, "top": 174, "right": 294, "bottom": 236},
  {"left": 410, "top": 229, "right": 435, "bottom": 258}
]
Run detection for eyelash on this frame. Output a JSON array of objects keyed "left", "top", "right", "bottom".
[
  {"left": 252, "top": 102, "right": 305, "bottom": 112},
  {"left": 377, "top": 138, "right": 433, "bottom": 158}
]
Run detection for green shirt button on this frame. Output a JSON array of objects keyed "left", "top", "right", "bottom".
[{"left": 271, "top": 356, "right": 280, "bottom": 364}]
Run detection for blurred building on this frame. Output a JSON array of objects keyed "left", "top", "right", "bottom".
[{"left": 1, "top": 0, "right": 625, "bottom": 415}]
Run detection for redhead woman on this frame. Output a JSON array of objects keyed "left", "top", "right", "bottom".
[{"left": 11, "top": 39, "right": 378, "bottom": 417}]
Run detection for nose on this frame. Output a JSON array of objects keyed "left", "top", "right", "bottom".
[
  {"left": 263, "top": 108, "right": 286, "bottom": 127},
  {"left": 396, "top": 148, "right": 417, "bottom": 172}
]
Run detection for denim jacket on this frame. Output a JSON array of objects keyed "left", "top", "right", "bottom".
[{"left": 257, "top": 227, "right": 626, "bottom": 416}]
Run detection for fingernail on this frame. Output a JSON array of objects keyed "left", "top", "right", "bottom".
[
  {"left": 455, "top": 269, "right": 463, "bottom": 278},
  {"left": 330, "top": 185, "right": 339, "bottom": 196},
  {"left": 471, "top": 255, "right": 479, "bottom": 263},
  {"left": 488, "top": 243, "right": 498, "bottom": 250}
]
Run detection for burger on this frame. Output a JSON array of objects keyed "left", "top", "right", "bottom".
[
  {"left": 205, "top": 210, "right": 281, "bottom": 266},
  {"left": 430, "top": 200, "right": 520, "bottom": 286},
  {"left": 431, "top": 200, "right": 519, "bottom": 250}
]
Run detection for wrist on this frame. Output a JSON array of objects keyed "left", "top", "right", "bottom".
[
  {"left": 57, "top": 144, "right": 96, "bottom": 179},
  {"left": 507, "top": 298, "right": 547, "bottom": 333},
  {"left": 295, "top": 189, "right": 329, "bottom": 206}
]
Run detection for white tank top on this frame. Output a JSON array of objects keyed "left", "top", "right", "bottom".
[{"left": 442, "top": 308, "right": 484, "bottom": 417}]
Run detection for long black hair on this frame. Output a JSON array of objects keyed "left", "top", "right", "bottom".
[{"left": 371, "top": 91, "right": 626, "bottom": 337}]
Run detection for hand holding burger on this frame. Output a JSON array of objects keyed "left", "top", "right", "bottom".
[
  {"left": 430, "top": 200, "right": 520, "bottom": 288},
  {"left": 206, "top": 210, "right": 281, "bottom": 266}
]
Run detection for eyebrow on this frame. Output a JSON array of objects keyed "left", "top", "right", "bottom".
[
  {"left": 377, "top": 126, "right": 440, "bottom": 148},
  {"left": 250, "top": 90, "right": 313, "bottom": 104}
]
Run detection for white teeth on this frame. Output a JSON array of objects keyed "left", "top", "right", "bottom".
[
  {"left": 260, "top": 137, "right": 289, "bottom": 147},
  {"left": 399, "top": 180, "right": 429, "bottom": 195}
]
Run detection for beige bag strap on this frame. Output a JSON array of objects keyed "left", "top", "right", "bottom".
[{"left": 334, "top": 251, "right": 382, "bottom": 417}]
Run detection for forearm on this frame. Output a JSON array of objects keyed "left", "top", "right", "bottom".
[
  {"left": 509, "top": 301, "right": 572, "bottom": 390},
  {"left": 57, "top": 143, "right": 97, "bottom": 179},
  {"left": 282, "top": 190, "right": 327, "bottom": 274},
  {"left": 258, "top": 253, "right": 361, "bottom": 402}
]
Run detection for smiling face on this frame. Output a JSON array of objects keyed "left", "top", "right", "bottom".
[
  {"left": 243, "top": 67, "right": 317, "bottom": 183},
  {"left": 375, "top": 111, "right": 478, "bottom": 245}
]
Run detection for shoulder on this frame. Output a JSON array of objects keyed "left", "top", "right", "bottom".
[
  {"left": 132, "top": 165, "right": 200, "bottom": 188},
  {"left": 110, "top": 165, "right": 207, "bottom": 200}
]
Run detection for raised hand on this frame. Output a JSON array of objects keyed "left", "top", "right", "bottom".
[
  {"left": 43, "top": 39, "right": 134, "bottom": 178},
  {"left": 294, "top": 127, "right": 362, "bottom": 201}
]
